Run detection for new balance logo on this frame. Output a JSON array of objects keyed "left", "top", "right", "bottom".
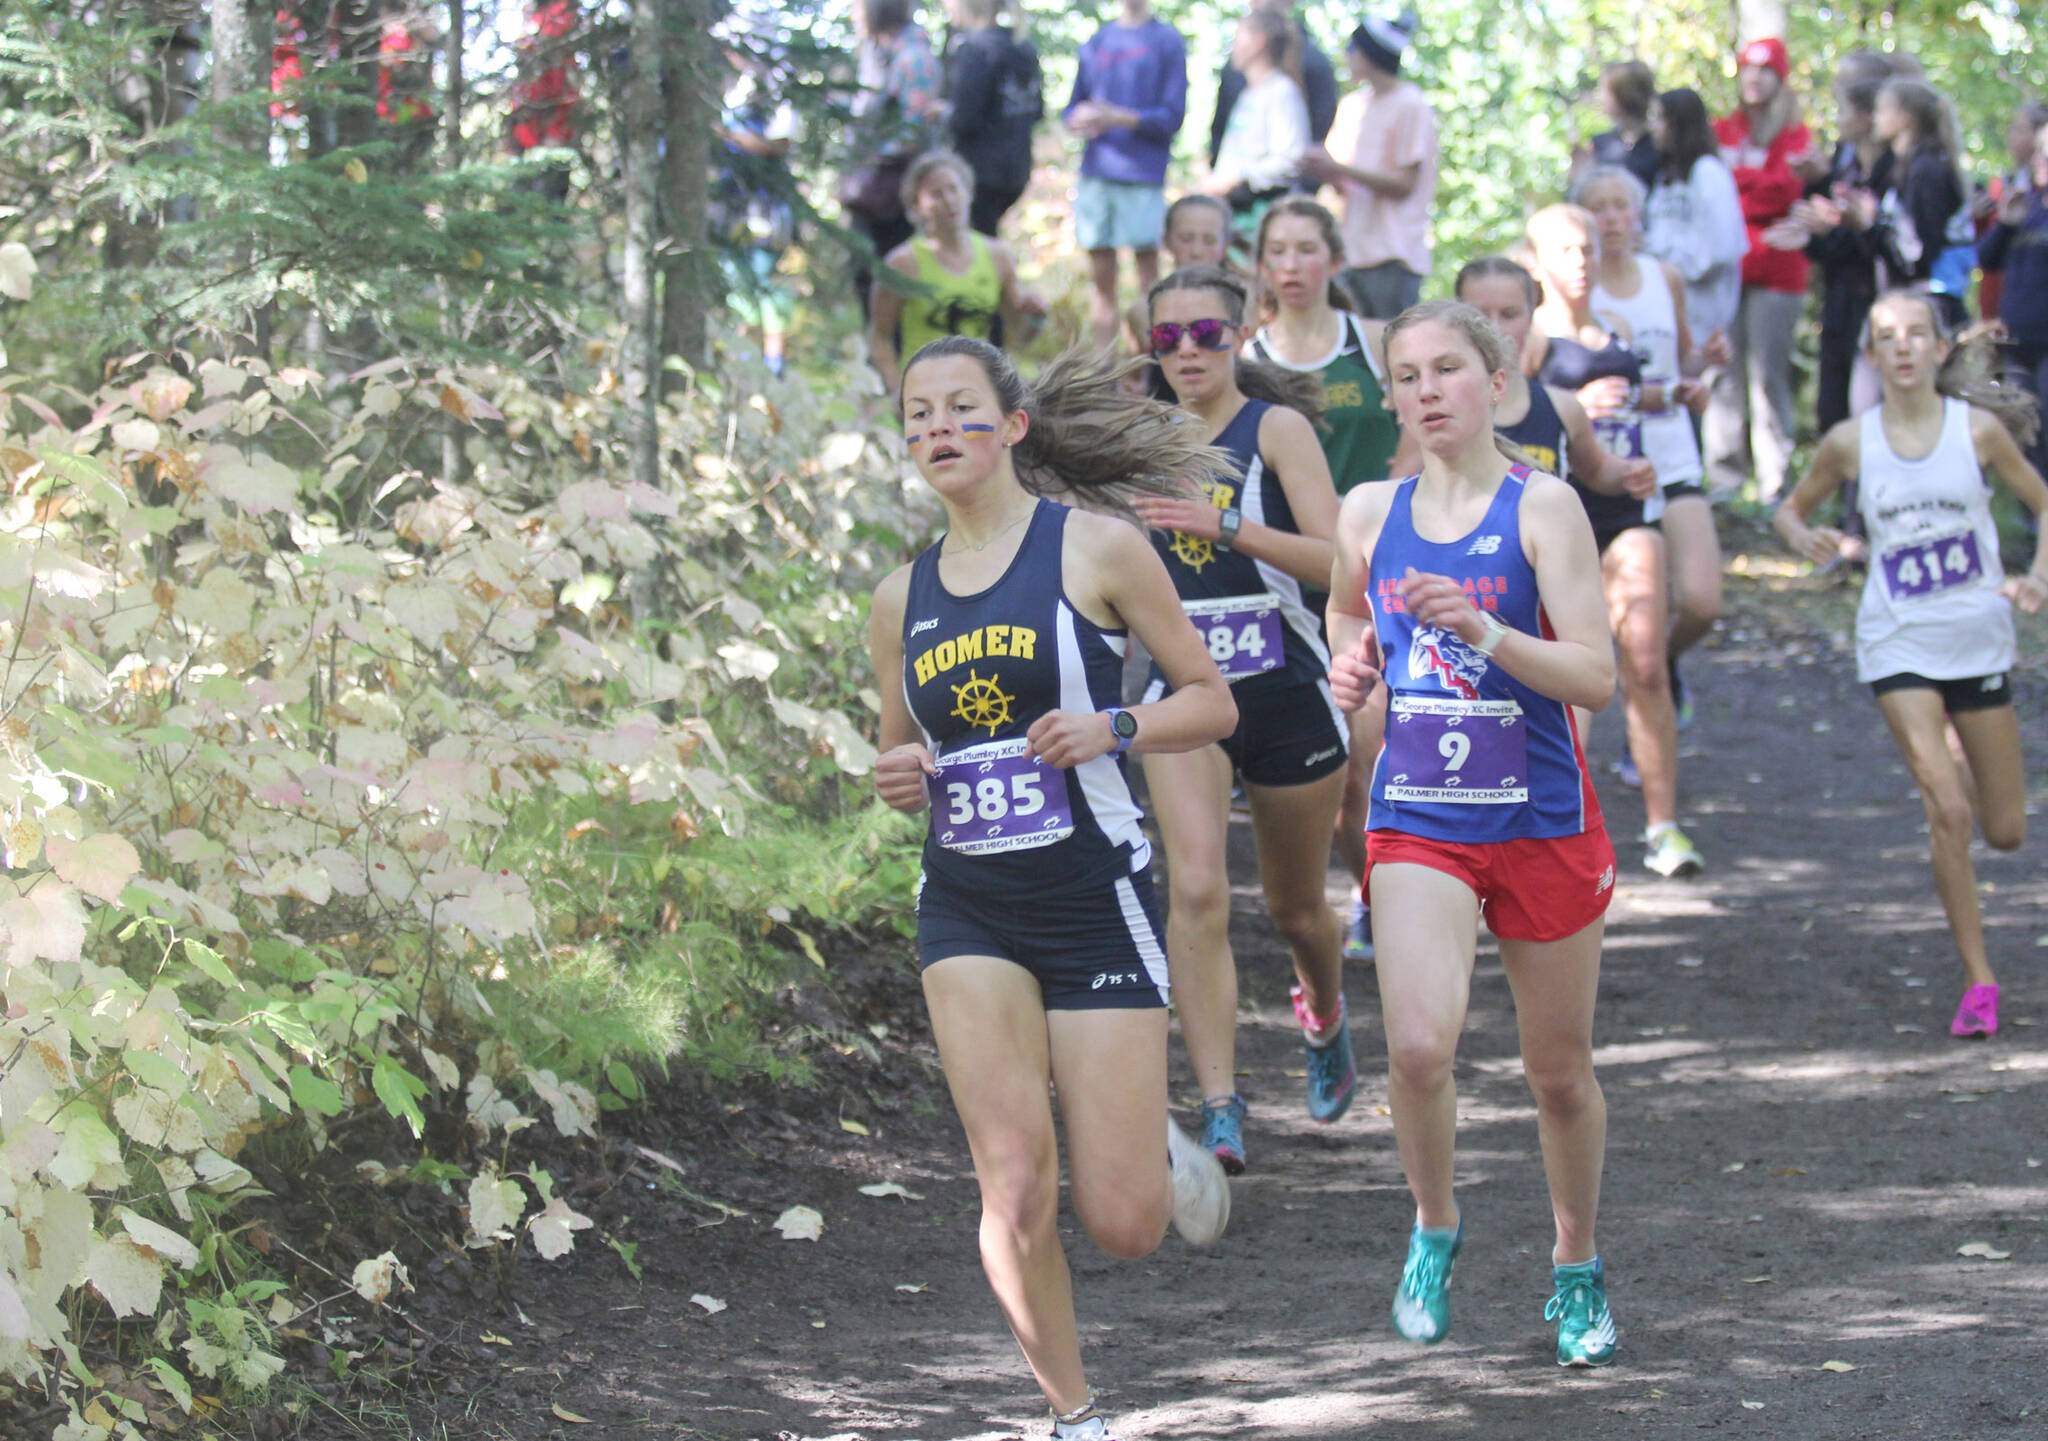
[
  {"left": 1595, "top": 865, "right": 1615, "bottom": 894},
  {"left": 1466, "top": 535, "right": 1503, "bottom": 556},
  {"left": 1304, "top": 746, "right": 1342, "bottom": 766}
]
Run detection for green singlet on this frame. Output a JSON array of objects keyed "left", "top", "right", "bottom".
[
  {"left": 1249, "top": 311, "right": 1398, "bottom": 494},
  {"left": 900, "top": 232, "right": 1002, "bottom": 359}
]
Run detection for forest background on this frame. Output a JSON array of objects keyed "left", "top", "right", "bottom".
[{"left": 0, "top": 0, "right": 2040, "bottom": 1436}]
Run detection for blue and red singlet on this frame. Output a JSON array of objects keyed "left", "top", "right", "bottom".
[{"left": 1365, "top": 467, "right": 1602, "bottom": 842}]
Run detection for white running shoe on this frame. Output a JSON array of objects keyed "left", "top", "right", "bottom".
[
  {"left": 1052, "top": 1413, "right": 1117, "bottom": 1439},
  {"left": 1167, "top": 1117, "right": 1230, "bottom": 1246}
]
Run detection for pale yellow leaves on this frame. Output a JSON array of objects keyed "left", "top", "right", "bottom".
[
  {"left": 0, "top": 879, "right": 86, "bottom": 966},
  {"left": 350, "top": 1251, "right": 410, "bottom": 1304},
  {"left": 528, "top": 1197, "right": 593, "bottom": 1260},
  {"left": 773, "top": 1206, "right": 824, "bottom": 1241},
  {"left": 0, "top": 241, "right": 36, "bottom": 301},
  {"left": 1955, "top": 1241, "right": 2012, "bottom": 1260},
  {"left": 46, "top": 833, "right": 141, "bottom": 905},
  {"left": 690, "top": 1294, "right": 727, "bottom": 1315},
  {"left": 467, "top": 1169, "right": 526, "bottom": 1246},
  {"left": 523, "top": 1068, "right": 598, "bottom": 1138}
]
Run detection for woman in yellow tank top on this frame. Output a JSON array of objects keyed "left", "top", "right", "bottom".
[{"left": 870, "top": 151, "right": 1046, "bottom": 394}]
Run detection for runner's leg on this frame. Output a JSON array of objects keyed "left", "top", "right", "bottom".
[
  {"left": 1603, "top": 527, "right": 1681, "bottom": 831},
  {"left": 1875, "top": 688, "right": 1996, "bottom": 988},
  {"left": 1370, "top": 862, "right": 1481, "bottom": 1229},
  {"left": 1245, "top": 766, "right": 1349, "bottom": 1023},
  {"left": 923, "top": 955, "right": 1092, "bottom": 1415},
  {"left": 1050, "top": 1005, "right": 1173, "bottom": 1260},
  {"left": 1143, "top": 745, "right": 1240, "bottom": 1103},
  {"left": 1661, "top": 493, "right": 1723, "bottom": 661},
  {"left": 1088, "top": 247, "right": 1122, "bottom": 352},
  {"left": 1499, "top": 917, "right": 1608, "bottom": 1265},
  {"left": 1948, "top": 702, "right": 2027, "bottom": 852}
]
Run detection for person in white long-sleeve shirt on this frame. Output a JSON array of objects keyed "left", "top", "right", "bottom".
[
  {"left": 1641, "top": 87, "right": 1748, "bottom": 343},
  {"left": 1201, "top": 9, "right": 1309, "bottom": 229}
]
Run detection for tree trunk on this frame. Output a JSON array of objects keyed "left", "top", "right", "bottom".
[
  {"left": 659, "top": 0, "right": 713, "bottom": 378},
  {"left": 621, "top": 0, "right": 662, "bottom": 492},
  {"left": 440, "top": 0, "right": 469, "bottom": 485},
  {"left": 209, "top": 0, "right": 270, "bottom": 149}
]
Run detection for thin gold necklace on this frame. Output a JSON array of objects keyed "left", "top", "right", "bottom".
[{"left": 943, "top": 508, "right": 1032, "bottom": 555}]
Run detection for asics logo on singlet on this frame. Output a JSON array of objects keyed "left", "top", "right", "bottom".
[
  {"left": 909, "top": 618, "right": 940, "bottom": 637},
  {"left": 1465, "top": 535, "right": 1503, "bottom": 556},
  {"left": 1409, "top": 625, "right": 1487, "bottom": 700},
  {"left": 1304, "top": 746, "right": 1341, "bottom": 766}
]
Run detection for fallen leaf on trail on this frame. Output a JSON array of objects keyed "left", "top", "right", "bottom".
[
  {"left": 894, "top": 1282, "right": 929, "bottom": 1293},
  {"left": 1893, "top": 1024, "right": 1926, "bottom": 1034},
  {"left": 1770, "top": 1167, "right": 1807, "bottom": 1177},
  {"left": 480, "top": 1332, "right": 512, "bottom": 1346},
  {"left": 634, "top": 1144, "right": 688, "bottom": 1177},
  {"left": 1956, "top": 1242, "right": 2012, "bottom": 1260},
  {"left": 839, "top": 1118, "right": 871, "bottom": 1136},
  {"left": 811, "top": 1320, "right": 827, "bottom": 1328},
  {"left": 1743, "top": 1276, "right": 1773, "bottom": 1284},
  {"left": 1284, "top": 1069, "right": 1307, "bottom": 1079},
  {"left": 1819, "top": 1360, "right": 1857, "bottom": 1373},
  {"left": 1742, "top": 1400, "right": 1766, "bottom": 1409},
  {"left": 858, "top": 1183, "right": 925, "bottom": 1201},
  {"left": 774, "top": 1205, "right": 824, "bottom": 1241},
  {"left": 2028, "top": 1159, "right": 2041, "bottom": 1168},
  {"left": 1648, "top": 1388, "right": 1665, "bottom": 1398},
  {"left": 691, "top": 1293, "right": 728, "bottom": 1314},
  {"left": 350, "top": 1252, "right": 410, "bottom": 1304},
  {"left": 551, "top": 1404, "right": 594, "bottom": 1424},
  {"left": 1722, "top": 1162, "right": 1745, "bottom": 1172}
]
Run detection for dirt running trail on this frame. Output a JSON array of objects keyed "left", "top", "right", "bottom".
[{"left": 425, "top": 561, "right": 2048, "bottom": 1441}]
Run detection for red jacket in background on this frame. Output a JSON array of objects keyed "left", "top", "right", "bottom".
[{"left": 1714, "top": 110, "right": 1813, "bottom": 292}]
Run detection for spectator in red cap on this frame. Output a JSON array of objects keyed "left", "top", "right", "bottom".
[{"left": 1706, "top": 35, "right": 1815, "bottom": 503}]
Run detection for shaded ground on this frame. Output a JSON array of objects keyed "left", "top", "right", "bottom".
[{"left": 399, "top": 545, "right": 2048, "bottom": 1441}]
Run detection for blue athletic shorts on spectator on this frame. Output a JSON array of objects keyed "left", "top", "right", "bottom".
[{"left": 1076, "top": 177, "right": 1166, "bottom": 253}]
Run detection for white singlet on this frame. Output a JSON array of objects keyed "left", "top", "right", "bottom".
[
  {"left": 1853, "top": 398, "right": 2013, "bottom": 684},
  {"left": 1592, "top": 255, "right": 1704, "bottom": 489}
]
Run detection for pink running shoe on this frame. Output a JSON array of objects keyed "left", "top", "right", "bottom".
[{"left": 1950, "top": 983, "right": 1999, "bottom": 1039}]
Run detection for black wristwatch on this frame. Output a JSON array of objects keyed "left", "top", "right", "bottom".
[
  {"left": 1106, "top": 708, "right": 1139, "bottom": 754},
  {"left": 1216, "top": 507, "right": 1242, "bottom": 550}
]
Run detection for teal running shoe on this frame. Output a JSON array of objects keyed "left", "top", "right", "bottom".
[
  {"left": 1391, "top": 1215, "right": 1463, "bottom": 1343},
  {"left": 1546, "top": 1256, "right": 1618, "bottom": 1367},
  {"left": 1200, "top": 1093, "right": 1247, "bottom": 1174},
  {"left": 1670, "top": 660, "right": 1695, "bottom": 729},
  {"left": 1293, "top": 986, "right": 1357, "bottom": 1123}
]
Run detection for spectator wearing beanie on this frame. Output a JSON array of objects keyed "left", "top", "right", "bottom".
[
  {"left": 1301, "top": 9, "right": 1437, "bottom": 318},
  {"left": 1707, "top": 35, "right": 1815, "bottom": 503}
]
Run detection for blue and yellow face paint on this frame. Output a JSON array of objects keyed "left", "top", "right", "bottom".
[{"left": 961, "top": 423, "right": 996, "bottom": 435}]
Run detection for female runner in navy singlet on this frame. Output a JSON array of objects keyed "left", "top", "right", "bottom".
[
  {"left": 1129, "top": 264, "right": 1357, "bottom": 1174},
  {"left": 869, "top": 337, "right": 1238, "bottom": 1441},
  {"left": 1327, "top": 301, "right": 1624, "bottom": 1367}
]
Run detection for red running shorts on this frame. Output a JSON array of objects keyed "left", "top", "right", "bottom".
[{"left": 1366, "top": 825, "right": 1617, "bottom": 943}]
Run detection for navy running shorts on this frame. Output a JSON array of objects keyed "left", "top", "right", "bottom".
[
  {"left": 1144, "top": 675, "right": 1349, "bottom": 788},
  {"left": 1869, "top": 670, "right": 2013, "bottom": 713},
  {"left": 916, "top": 866, "right": 1171, "bottom": 1010}
]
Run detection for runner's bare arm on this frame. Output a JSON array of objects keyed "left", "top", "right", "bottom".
[
  {"left": 1555, "top": 387, "right": 1655, "bottom": 498},
  {"left": 1026, "top": 513, "right": 1236, "bottom": 766},
  {"left": 1127, "top": 406, "right": 1337, "bottom": 587},
  {"left": 1971, "top": 408, "right": 2048, "bottom": 611},
  {"left": 1326, "top": 483, "right": 1391, "bottom": 712},
  {"left": 1774, "top": 421, "right": 1859, "bottom": 565},
  {"left": 868, "top": 565, "right": 935, "bottom": 811}
]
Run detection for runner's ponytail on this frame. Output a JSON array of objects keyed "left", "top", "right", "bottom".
[
  {"left": 1865, "top": 289, "right": 2041, "bottom": 448},
  {"left": 899, "top": 336, "right": 1240, "bottom": 515}
]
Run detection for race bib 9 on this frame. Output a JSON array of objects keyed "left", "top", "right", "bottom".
[
  {"left": 929, "top": 738, "right": 1075, "bottom": 854},
  {"left": 1382, "top": 694, "right": 1529, "bottom": 804}
]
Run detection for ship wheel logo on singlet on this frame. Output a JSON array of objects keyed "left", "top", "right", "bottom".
[
  {"left": 1170, "top": 530, "right": 1215, "bottom": 571},
  {"left": 949, "top": 669, "right": 1016, "bottom": 736}
]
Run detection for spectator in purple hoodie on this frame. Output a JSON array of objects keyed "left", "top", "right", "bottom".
[{"left": 1064, "top": 0, "right": 1189, "bottom": 349}]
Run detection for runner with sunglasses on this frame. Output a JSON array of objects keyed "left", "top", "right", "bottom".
[{"left": 1130, "top": 265, "right": 1354, "bottom": 1175}]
